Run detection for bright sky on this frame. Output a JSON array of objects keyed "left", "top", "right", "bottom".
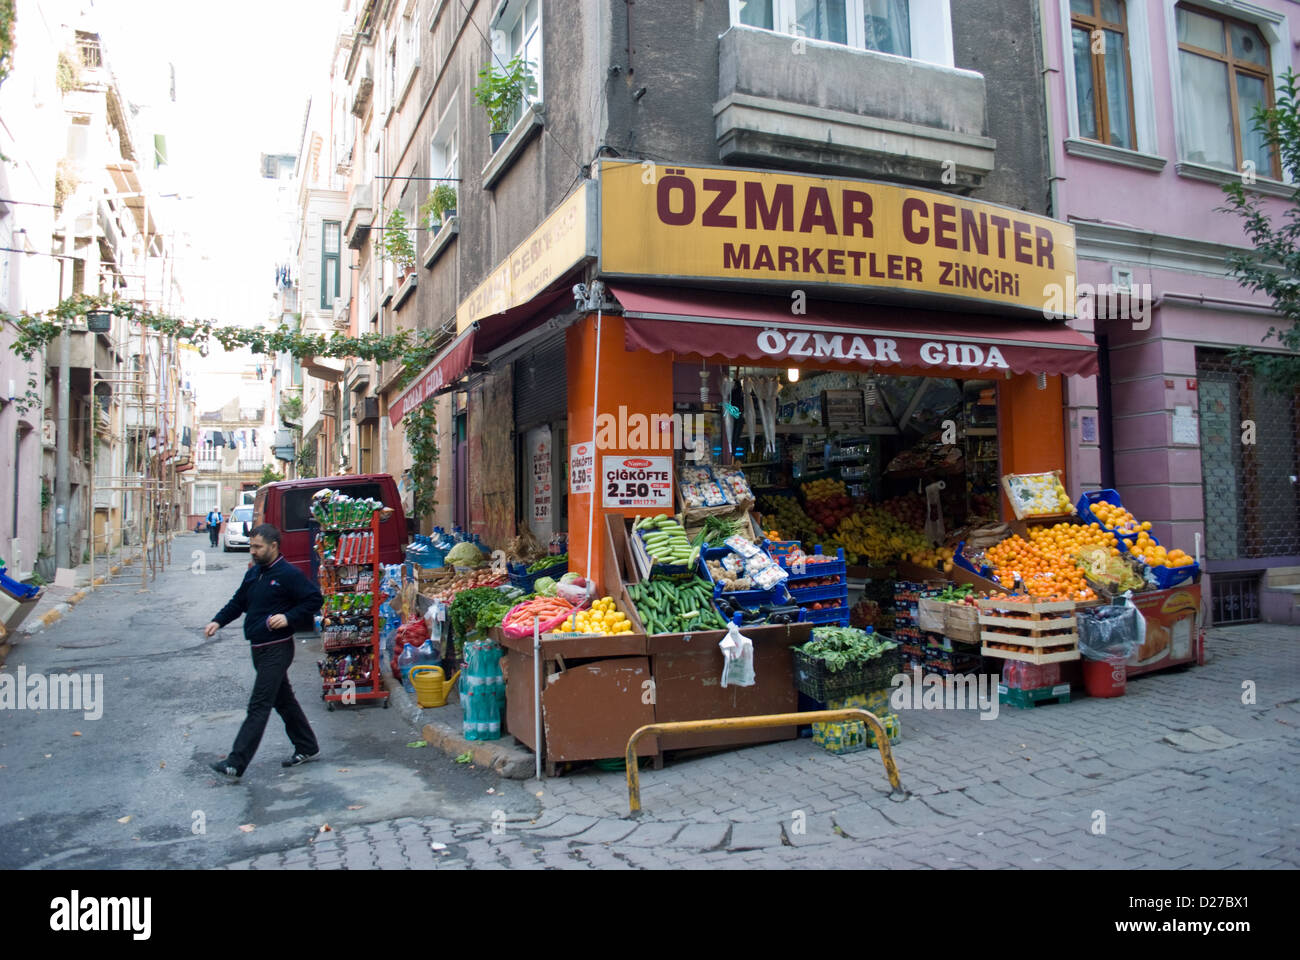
[{"left": 90, "top": 0, "right": 342, "bottom": 408}]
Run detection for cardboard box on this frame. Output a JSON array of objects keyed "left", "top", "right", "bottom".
[{"left": 918, "top": 597, "right": 947, "bottom": 633}]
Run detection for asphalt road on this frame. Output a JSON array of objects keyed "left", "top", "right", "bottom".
[{"left": 0, "top": 533, "right": 540, "bottom": 869}]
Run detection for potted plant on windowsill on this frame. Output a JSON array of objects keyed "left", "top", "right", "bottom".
[
  {"left": 379, "top": 208, "right": 417, "bottom": 282},
  {"left": 419, "top": 183, "right": 457, "bottom": 235},
  {"left": 473, "top": 56, "right": 536, "bottom": 153}
]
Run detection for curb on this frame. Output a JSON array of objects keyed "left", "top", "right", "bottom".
[
  {"left": 383, "top": 668, "right": 536, "bottom": 779},
  {"left": 13, "top": 550, "right": 143, "bottom": 640}
]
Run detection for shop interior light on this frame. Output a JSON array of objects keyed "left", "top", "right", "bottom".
[{"left": 787, "top": 367, "right": 800, "bottom": 383}]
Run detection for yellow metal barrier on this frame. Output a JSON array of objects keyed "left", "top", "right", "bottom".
[{"left": 624, "top": 709, "right": 905, "bottom": 816}]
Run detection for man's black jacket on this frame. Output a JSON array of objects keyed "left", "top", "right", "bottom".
[{"left": 212, "top": 556, "right": 322, "bottom": 645}]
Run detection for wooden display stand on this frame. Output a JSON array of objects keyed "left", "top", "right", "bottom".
[{"left": 500, "top": 513, "right": 808, "bottom": 774}]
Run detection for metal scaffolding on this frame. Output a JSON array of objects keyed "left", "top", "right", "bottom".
[{"left": 88, "top": 319, "right": 185, "bottom": 591}]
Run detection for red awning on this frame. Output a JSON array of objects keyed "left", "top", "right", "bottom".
[
  {"left": 610, "top": 285, "right": 1098, "bottom": 378},
  {"left": 388, "top": 326, "right": 477, "bottom": 426}
]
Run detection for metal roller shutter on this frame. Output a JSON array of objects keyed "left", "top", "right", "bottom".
[{"left": 513, "top": 333, "right": 568, "bottom": 430}]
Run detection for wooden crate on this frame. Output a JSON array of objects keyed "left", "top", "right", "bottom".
[
  {"left": 979, "top": 596, "right": 1078, "bottom": 664},
  {"left": 980, "top": 644, "right": 1080, "bottom": 665}
]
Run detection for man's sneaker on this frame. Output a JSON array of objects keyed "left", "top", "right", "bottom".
[
  {"left": 282, "top": 750, "right": 320, "bottom": 768},
  {"left": 210, "top": 760, "right": 241, "bottom": 779}
]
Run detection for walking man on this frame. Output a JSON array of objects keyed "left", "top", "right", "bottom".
[
  {"left": 205, "top": 524, "right": 322, "bottom": 779},
  {"left": 206, "top": 506, "right": 223, "bottom": 548}
]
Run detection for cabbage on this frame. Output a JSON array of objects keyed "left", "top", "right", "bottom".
[
  {"left": 533, "top": 576, "right": 558, "bottom": 597},
  {"left": 446, "top": 541, "right": 484, "bottom": 566},
  {"left": 560, "top": 572, "right": 582, "bottom": 585}
]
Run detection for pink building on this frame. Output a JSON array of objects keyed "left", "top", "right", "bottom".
[{"left": 1045, "top": 0, "right": 1299, "bottom": 624}]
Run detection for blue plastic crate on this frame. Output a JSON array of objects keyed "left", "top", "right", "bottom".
[
  {"left": 789, "top": 581, "right": 849, "bottom": 604},
  {"left": 1150, "top": 561, "right": 1200, "bottom": 589},
  {"left": 507, "top": 559, "right": 568, "bottom": 592},
  {"left": 953, "top": 542, "right": 993, "bottom": 579},
  {"left": 781, "top": 544, "right": 847, "bottom": 581},
  {"left": 1076, "top": 489, "right": 1145, "bottom": 540},
  {"left": 699, "top": 546, "right": 786, "bottom": 606},
  {"left": 803, "top": 602, "right": 850, "bottom": 625}
]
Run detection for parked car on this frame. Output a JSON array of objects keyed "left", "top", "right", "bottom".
[
  {"left": 252, "top": 474, "right": 409, "bottom": 582},
  {"left": 222, "top": 506, "right": 255, "bottom": 551}
]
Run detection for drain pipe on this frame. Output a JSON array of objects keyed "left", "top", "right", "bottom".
[{"left": 533, "top": 614, "right": 542, "bottom": 781}]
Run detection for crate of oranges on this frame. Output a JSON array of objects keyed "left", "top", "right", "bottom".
[
  {"left": 554, "top": 595, "right": 636, "bottom": 635},
  {"left": 1076, "top": 490, "right": 1198, "bottom": 582}
]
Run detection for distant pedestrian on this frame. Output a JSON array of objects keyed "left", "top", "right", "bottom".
[
  {"left": 206, "top": 508, "right": 223, "bottom": 548},
  {"left": 205, "top": 524, "right": 322, "bottom": 779}
]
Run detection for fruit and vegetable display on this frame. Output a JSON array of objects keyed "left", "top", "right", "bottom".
[
  {"left": 692, "top": 514, "right": 753, "bottom": 548},
  {"left": 445, "top": 540, "right": 487, "bottom": 568},
  {"left": 931, "top": 583, "right": 978, "bottom": 605},
  {"left": 1075, "top": 546, "right": 1145, "bottom": 594},
  {"left": 428, "top": 568, "right": 509, "bottom": 603},
  {"left": 801, "top": 479, "right": 855, "bottom": 532},
  {"left": 984, "top": 535, "right": 1098, "bottom": 601},
  {"left": 449, "top": 587, "right": 517, "bottom": 637},
  {"left": 759, "top": 494, "right": 820, "bottom": 544},
  {"left": 526, "top": 553, "right": 567, "bottom": 573},
  {"left": 557, "top": 595, "right": 635, "bottom": 635},
  {"left": 1003, "top": 471, "right": 1073, "bottom": 517},
  {"left": 850, "top": 598, "right": 894, "bottom": 632},
  {"left": 633, "top": 514, "right": 700, "bottom": 568},
  {"left": 794, "top": 626, "right": 897, "bottom": 673},
  {"left": 626, "top": 578, "right": 729, "bottom": 634},
  {"left": 826, "top": 495, "right": 950, "bottom": 568},
  {"left": 502, "top": 595, "right": 575, "bottom": 630},
  {"left": 1028, "top": 521, "right": 1119, "bottom": 555},
  {"left": 705, "top": 558, "right": 755, "bottom": 591}
]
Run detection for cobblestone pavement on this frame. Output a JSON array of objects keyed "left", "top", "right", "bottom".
[{"left": 222, "top": 625, "right": 1299, "bottom": 869}]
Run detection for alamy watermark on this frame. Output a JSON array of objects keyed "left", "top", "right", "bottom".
[
  {"left": 890, "top": 667, "right": 1000, "bottom": 720},
  {"left": 1042, "top": 277, "right": 1153, "bottom": 329},
  {"left": 594, "top": 404, "right": 708, "bottom": 459},
  {"left": 0, "top": 667, "right": 104, "bottom": 720}
]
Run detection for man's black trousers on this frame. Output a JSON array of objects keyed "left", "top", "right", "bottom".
[
  {"left": 208, "top": 524, "right": 219, "bottom": 546},
  {"left": 227, "top": 639, "right": 318, "bottom": 773}
]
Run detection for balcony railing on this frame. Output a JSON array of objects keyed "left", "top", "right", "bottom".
[{"left": 198, "top": 460, "right": 220, "bottom": 472}]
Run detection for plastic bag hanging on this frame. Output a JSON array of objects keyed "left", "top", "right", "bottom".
[
  {"left": 741, "top": 377, "right": 758, "bottom": 456},
  {"left": 719, "top": 621, "right": 756, "bottom": 688}
]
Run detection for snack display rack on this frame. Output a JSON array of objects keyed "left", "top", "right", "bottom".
[{"left": 318, "top": 510, "right": 390, "bottom": 710}]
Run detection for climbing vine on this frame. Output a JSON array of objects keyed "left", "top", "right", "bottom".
[
  {"left": 5, "top": 293, "right": 458, "bottom": 524},
  {"left": 0, "top": 0, "right": 15, "bottom": 88}
]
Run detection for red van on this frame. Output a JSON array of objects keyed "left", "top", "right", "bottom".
[{"left": 252, "top": 474, "right": 409, "bottom": 582}]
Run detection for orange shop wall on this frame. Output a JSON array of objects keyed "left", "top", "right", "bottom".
[
  {"left": 566, "top": 313, "right": 675, "bottom": 593},
  {"left": 998, "top": 373, "right": 1067, "bottom": 518}
]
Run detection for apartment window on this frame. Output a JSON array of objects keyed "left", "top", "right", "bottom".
[
  {"left": 1070, "top": 1, "right": 1136, "bottom": 149},
  {"left": 492, "top": 0, "right": 542, "bottom": 127},
  {"left": 430, "top": 106, "right": 459, "bottom": 212},
  {"left": 1175, "top": 4, "right": 1278, "bottom": 178},
  {"left": 76, "top": 31, "right": 102, "bottom": 68},
  {"left": 396, "top": 10, "right": 418, "bottom": 103},
  {"left": 321, "top": 220, "right": 341, "bottom": 309},
  {"left": 192, "top": 483, "right": 219, "bottom": 516},
  {"left": 731, "top": 0, "right": 912, "bottom": 58}
]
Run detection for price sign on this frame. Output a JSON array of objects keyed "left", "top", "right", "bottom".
[
  {"left": 601, "top": 455, "right": 673, "bottom": 509},
  {"left": 569, "top": 442, "right": 594, "bottom": 495}
]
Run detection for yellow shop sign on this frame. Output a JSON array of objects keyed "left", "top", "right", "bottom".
[
  {"left": 598, "top": 160, "right": 1076, "bottom": 315},
  {"left": 456, "top": 180, "right": 598, "bottom": 332}
]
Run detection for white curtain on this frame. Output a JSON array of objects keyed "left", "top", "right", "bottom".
[
  {"left": 1177, "top": 50, "right": 1234, "bottom": 168},
  {"left": 863, "top": 0, "right": 910, "bottom": 57}
]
